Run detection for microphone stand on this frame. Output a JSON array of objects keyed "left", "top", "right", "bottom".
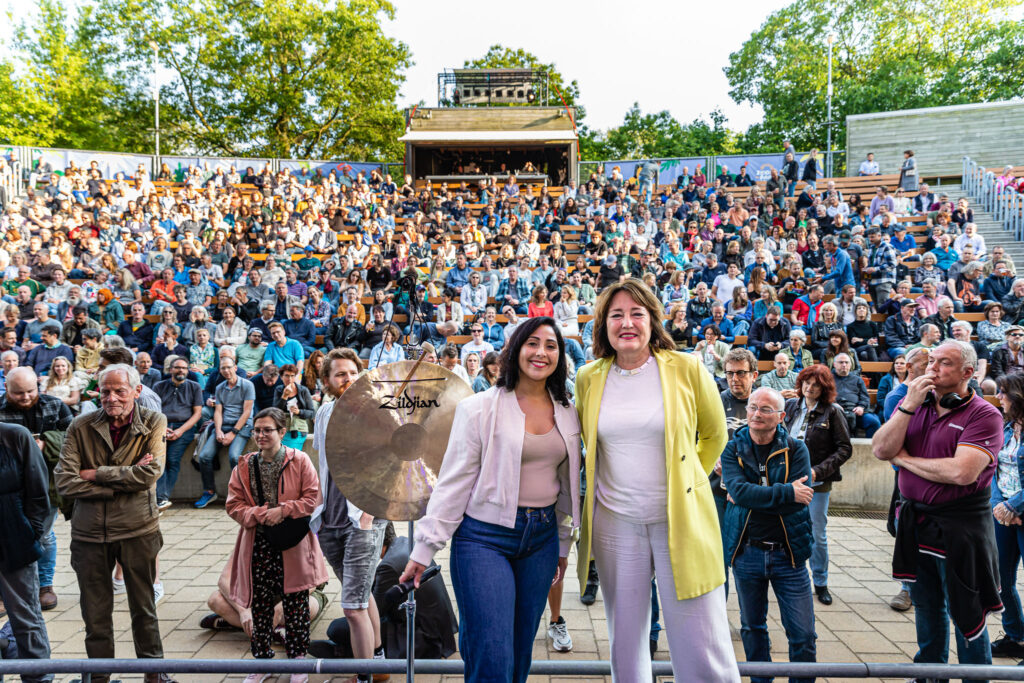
[{"left": 404, "top": 519, "right": 416, "bottom": 683}]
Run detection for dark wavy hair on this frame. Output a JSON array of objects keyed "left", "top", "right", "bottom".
[
  {"left": 998, "top": 372, "right": 1024, "bottom": 427},
  {"left": 495, "top": 316, "right": 570, "bottom": 407}
]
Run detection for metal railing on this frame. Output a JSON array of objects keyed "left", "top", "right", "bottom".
[
  {"left": 3, "top": 657, "right": 1024, "bottom": 680},
  {"left": 962, "top": 155, "right": 1024, "bottom": 240},
  {"left": 1, "top": 160, "right": 21, "bottom": 207}
]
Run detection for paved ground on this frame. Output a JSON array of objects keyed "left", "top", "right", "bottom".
[{"left": 23, "top": 509, "right": 1024, "bottom": 682}]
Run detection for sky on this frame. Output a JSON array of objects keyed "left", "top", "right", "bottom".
[
  {"left": 382, "top": 0, "right": 793, "bottom": 132},
  {"left": 2, "top": 0, "right": 794, "bottom": 134}
]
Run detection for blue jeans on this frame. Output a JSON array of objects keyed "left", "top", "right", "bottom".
[
  {"left": 450, "top": 506, "right": 558, "bottom": 683},
  {"left": 650, "top": 578, "right": 661, "bottom": 642},
  {"left": 733, "top": 546, "right": 817, "bottom": 683},
  {"left": 156, "top": 422, "right": 196, "bottom": 503},
  {"left": 733, "top": 319, "right": 750, "bottom": 337},
  {"left": 197, "top": 426, "right": 252, "bottom": 492},
  {"left": 37, "top": 510, "right": 57, "bottom": 589},
  {"left": 808, "top": 491, "right": 830, "bottom": 587},
  {"left": 910, "top": 552, "right": 991, "bottom": 681},
  {"left": 994, "top": 518, "right": 1024, "bottom": 641}
]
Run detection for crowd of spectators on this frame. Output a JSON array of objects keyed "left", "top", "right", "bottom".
[{"left": 0, "top": 154, "right": 1019, "bottom": 501}]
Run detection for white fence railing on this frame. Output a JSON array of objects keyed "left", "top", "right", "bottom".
[
  {"left": 962, "top": 155, "right": 1024, "bottom": 241},
  {"left": 1, "top": 161, "right": 21, "bottom": 208}
]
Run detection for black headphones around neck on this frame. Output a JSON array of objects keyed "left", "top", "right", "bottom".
[{"left": 924, "top": 388, "right": 973, "bottom": 411}]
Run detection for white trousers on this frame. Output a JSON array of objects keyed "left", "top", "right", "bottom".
[{"left": 592, "top": 503, "right": 740, "bottom": 683}]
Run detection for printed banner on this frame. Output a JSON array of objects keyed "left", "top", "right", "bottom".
[
  {"left": 160, "top": 157, "right": 272, "bottom": 182},
  {"left": 66, "top": 150, "right": 153, "bottom": 180},
  {"left": 657, "top": 157, "right": 709, "bottom": 186},
  {"left": 279, "top": 159, "right": 387, "bottom": 182},
  {"left": 715, "top": 152, "right": 824, "bottom": 182}
]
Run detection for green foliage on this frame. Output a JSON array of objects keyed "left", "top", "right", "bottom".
[
  {"left": 2, "top": 0, "right": 154, "bottom": 151},
  {"left": 462, "top": 45, "right": 585, "bottom": 122},
  {"left": 88, "top": 0, "right": 411, "bottom": 160},
  {"left": 725, "top": 0, "right": 1024, "bottom": 151},
  {"left": 580, "top": 104, "right": 740, "bottom": 161},
  {"left": 3, "top": 0, "right": 411, "bottom": 160}
]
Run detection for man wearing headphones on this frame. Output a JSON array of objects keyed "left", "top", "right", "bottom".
[{"left": 872, "top": 340, "right": 1004, "bottom": 672}]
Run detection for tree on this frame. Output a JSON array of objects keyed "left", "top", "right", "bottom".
[
  {"left": 725, "top": 0, "right": 1024, "bottom": 152},
  {"left": 85, "top": 0, "right": 411, "bottom": 160},
  {"left": 580, "top": 104, "right": 740, "bottom": 160},
  {"left": 3, "top": 0, "right": 155, "bottom": 152},
  {"left": 463, "top": 45, "right": 585, "bottom": 122}
]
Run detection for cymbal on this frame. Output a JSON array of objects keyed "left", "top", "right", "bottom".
[{"left": 325, "top": 360, "right": 474, "bottom": 521}]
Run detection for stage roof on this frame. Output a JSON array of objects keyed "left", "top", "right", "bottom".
[{"left": 398, "top": 130, "right": 577, "bottom": 143}]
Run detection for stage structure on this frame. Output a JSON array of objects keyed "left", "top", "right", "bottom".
[{"left": 401, "top": 69, "right": 578, "bottom": 188}]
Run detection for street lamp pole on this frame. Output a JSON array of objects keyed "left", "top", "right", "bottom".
[
  {"left": 826, "top": 32, "right": 834, "bottom": 178},
  {"left": 150, "top": 41, "right": 160, "bottom": 160}
]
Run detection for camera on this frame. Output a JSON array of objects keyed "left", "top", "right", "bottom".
[{"left": 397, "top": 275, "right": 416, "bottom": 291}]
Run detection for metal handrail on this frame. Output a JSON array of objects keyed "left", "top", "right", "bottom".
[{"left": 1, "top": 658, "right": 1024, "bottom": 680}]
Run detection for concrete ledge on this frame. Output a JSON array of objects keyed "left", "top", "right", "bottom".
[{"left": 828, "top": 438, "right": 892, "bottom": 511}]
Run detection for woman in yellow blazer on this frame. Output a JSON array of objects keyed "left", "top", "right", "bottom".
[{"left": 575, "top": 279, "right": 739, "bottom": 682}]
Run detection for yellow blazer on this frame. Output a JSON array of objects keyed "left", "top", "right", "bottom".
[{"left": 575, "top": 348, "right": 728, "bottom": 601}]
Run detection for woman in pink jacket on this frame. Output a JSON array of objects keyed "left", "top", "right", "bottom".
[
  {"left": 225, "top": 407, "right": 329, "bottom": 683},
  {"left": 401, "top": 316, "right": 581, "bottom": 682}
]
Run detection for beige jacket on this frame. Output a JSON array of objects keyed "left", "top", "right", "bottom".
[{"left": 55, "top": 405, "right": 167, "bottom": 542}]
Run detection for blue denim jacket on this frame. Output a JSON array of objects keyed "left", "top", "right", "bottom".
[
  {"left": 721, "top": 425, "right": 813, "bottom": 567},
  {"left": 991, "top": 422, "right": 1024, "bottom": 515}
]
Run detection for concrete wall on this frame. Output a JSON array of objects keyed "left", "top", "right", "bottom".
[
  {"left": 846, "top": 100, "right": 1024, "bottom": 179},
  {"left": 170, "top": 438, "right": 893, "bottom": 512}
]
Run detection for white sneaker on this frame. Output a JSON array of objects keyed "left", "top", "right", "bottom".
[
  {"left": 242, "top": 675, "right": 269, "bottom": 683},
  {"left": 112, "top": 577, "right": 126, "bottom": 595},
  {"left": 153, "top": 582, "right": 165, "bottom": 605},
  {"left": 547, "top": 616, "right": 573, "bottom": 652}
]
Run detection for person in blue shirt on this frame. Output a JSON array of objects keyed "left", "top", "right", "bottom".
[
  {"left": 263, "top": 322, "right": 305, "bottom": 376},
  {"left": 699, "top": 304, "right": 737, "bottom": 344},
  {"left": 444, "top": 253, "right": 472, "bottom": 294},
  {"left": 367, "top": 324, "right": 406, "bottom": 369},
  {"left": 283, "top": 302, "right": 317, "bottom": 356},
  {"left": 889, "top": 225, "right": 918, "bottom": 254},
  {"left": 818, "top": 235, "right": 855, "bottom": 293},
  {"left": 928, "top": 234, "right": 959, "bottom": 272}
]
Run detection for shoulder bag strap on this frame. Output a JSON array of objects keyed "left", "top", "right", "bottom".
[{"left": 250, "top": 454, "right": 266, "bottom": 507}]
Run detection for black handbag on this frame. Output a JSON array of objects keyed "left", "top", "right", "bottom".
[{"left": 251, "top": 453, "right": 311, "bottom": 552}]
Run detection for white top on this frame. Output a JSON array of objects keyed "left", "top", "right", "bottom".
[
  {"left": 712, "top": 274, "right": 744, "bottom": 306},
  {"left": 595, "top": 357, "right": 667, "bottom": 522}
]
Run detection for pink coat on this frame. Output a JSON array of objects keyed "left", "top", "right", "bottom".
[{"left": 225, "top": 447, "right": 329, "bottom": 608}]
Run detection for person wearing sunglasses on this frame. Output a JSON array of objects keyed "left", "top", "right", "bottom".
[{"left": 722, "top": 386, "right": 816, "bottom": 681}]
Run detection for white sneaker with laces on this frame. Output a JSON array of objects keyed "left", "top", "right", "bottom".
[
  {"left": 153, "top": 582, "right": 165, "bottom": 605},
  {"left": 547, "top": 616, "right": 573, "bottom": 652},
  {"left": 112, "top": 577, "right": 126, "bottom": 595},
  {"left": 242, "top": 674, "right": 269, "bottom": 683}
]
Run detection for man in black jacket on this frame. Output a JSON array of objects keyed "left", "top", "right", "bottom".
[
  {"left": 0, "top": 423, "right": 53, "bottom": 682},
  {"left": 832, "top": 354, "right": 880, "bottom": 436},
  {"left": 327, "top": 304, "right": 366, "bottom": 352},
  {"left": 748, "top": 308, "right": 792, "bottom": 361},
  {"left": 883, "top": 299, "right": 922, "bottom": 358},
  {"left": 117, "top": 302, "right": 157, "bottom": 354},
  {"left": 989, "top": 325, "right": 1024, "bottom": 383},
  {"left": 923, "top": 298, "right": 956, "bottom": 340}
]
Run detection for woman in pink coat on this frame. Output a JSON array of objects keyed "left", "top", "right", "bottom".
[{"left": 225, "top": 407, "right": 329, "bottom": 683}]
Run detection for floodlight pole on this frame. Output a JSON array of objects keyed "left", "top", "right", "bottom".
[
  {"left": 150, "top": 41, "right": 160, "bottom": 160},
  {"left": 825, "top": 32, "right": 834, "bottom": 177}
]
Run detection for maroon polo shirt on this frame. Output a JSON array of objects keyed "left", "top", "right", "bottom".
[{"left": 898, "top": 394, "right": 1003, "bottom": 505}]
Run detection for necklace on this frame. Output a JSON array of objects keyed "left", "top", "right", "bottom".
[{"left": 611, "top": 355, "right": 654, "bottom": 376}]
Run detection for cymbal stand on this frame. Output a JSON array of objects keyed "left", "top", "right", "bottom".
[{"left": 403, "top": 519, "right": 416, "bottom": 683}]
